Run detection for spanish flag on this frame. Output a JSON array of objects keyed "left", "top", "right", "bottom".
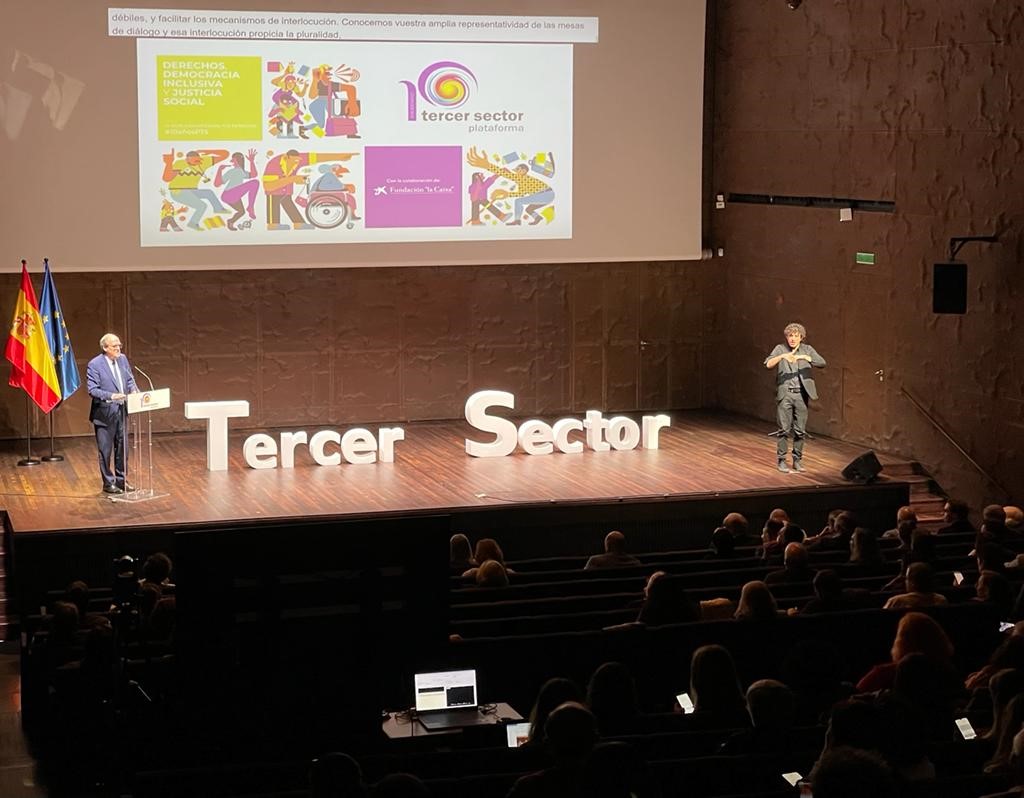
[{"left": 5, "top": 262, "right": 61, "bottom": 413}]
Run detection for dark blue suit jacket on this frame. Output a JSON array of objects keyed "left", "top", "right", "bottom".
[{"left": 87, "top": 353, "right": 138, "bottom": 427}]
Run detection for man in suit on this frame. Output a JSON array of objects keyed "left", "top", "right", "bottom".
[
  {"left": 764, "top": 323, "right": 827, "bottom": 473},
  {"left": 87, "top": 333, "right": 138, "bottom": 494}
]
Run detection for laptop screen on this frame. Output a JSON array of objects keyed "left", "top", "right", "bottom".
[{"left": 414, "top": 669, "right": 478, "bottom": 713}]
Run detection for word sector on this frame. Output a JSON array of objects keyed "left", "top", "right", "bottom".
[{"left": 183, "top": 391, "right": 671, "bottom": 471}]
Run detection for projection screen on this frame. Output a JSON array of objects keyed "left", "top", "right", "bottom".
[{"left": 1, "top": 1, "right": 707, "bottom": 270}]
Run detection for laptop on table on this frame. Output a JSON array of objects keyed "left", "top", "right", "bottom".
[{"left": 414, "top": 669, "right": 489, "bottom": 731}]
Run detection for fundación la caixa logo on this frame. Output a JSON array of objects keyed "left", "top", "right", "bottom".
[{"left": 400, "top": 61, "right": 478, "bottom": 121}]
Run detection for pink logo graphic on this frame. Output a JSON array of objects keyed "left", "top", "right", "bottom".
[{"left": 400, "top": 61, "right": 478, "bottom": 121}]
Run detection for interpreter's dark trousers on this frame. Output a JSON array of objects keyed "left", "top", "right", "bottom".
[{"left": 776, "top": 389, "right": 809, "bottom": 461}]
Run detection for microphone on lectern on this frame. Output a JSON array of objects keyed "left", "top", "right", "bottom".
[{"left": 134, "top": 365, "right": 155, "bottom": 392}]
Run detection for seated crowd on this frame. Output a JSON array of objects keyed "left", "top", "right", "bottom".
[{"left": 23, "top": 500, "right": 1024, "bottom": 797}]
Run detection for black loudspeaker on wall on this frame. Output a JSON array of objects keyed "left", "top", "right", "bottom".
[
  {"left": 933, "top": 261, "right": 967, "bottom": 314},
  {"left": 841, "top": 451, "right": 883, "bottom": 484}
]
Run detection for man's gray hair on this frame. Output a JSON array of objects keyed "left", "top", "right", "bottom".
[
  {"left": 99, "top": 333, "right": 120, "bottom": 349},
  {"left": 783, "top": 323, "right": 806, "bottom": 338}
]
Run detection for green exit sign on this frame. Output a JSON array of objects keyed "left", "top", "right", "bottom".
[{"left": 855, "top": 252, "right": 876, "bottom": 266}]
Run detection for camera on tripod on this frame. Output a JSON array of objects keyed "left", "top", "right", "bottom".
[{"left": 112, "top": 554, "right": 139, "bottom": 612}]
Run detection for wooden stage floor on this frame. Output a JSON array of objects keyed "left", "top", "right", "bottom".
[{"left": 0, "top": 411, "right": 904, "bottom": 536}]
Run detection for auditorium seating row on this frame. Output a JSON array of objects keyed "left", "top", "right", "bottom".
[{"left": 129, "top": 736, "right": 1001, "bottom": 798}]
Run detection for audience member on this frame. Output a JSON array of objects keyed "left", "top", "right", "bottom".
[
  {"left": 882, "top": 562, "right": 948, "bottom": 609},
  {"left": 984, "top": 669, "right": 1024, "bottom": 744},
  {"left": 65, "top": 580, "right": 104, "bottom": 629},
  {"left": 977, "top": 571, "right": 1016, "bottom": 620},
  {"left": 584, "top": 530, "right": 641, "bottom": 570},
  {"left": 817, "top": 508, "right": 843, "bottom": 537},
  {"left": 140, "top": 552, "right": 174, "bottom": 588},
  {"left": 856, "top": 612, "right": 954, "bottom": 692},
  {"left": 1006, "top": 506, "right": 1024, "bottom": 533},
  {"left": 892, "top": 651, "right": 963, "bottom": 741},
  {"left": 586, "top": 662, "right": 639, "bottom": 736},
  {"left": 719, "top": 678, "right": 795, "bottom": 754},
  {"left": 756, "top": 517, "right": 786, "bottom": 561},
  {"left": 847, "top": 528, "right": 887, "bottom": 576},
  {"left": 704, "top": 526, "right": 736, "bottom": 559},
  {"left": 310, "top": 752, "right": 367, "bottom": 798},
  {"left": 987, "top": 694, "right": 1024, "bottom": 775},
  {"left": 966, "top": 635, "right": 1024, "bottom": 692},
  {"left": 449, "top": 534, "right": 477, "bottom": 573},
  {"left": 980, "top": 727, "right": 1024, "bottom": 797},
  {"left": 768, "top": 507, "right": 790, "bottom": 526},
  {"left": 782, "top": 640, "right": 851, "bottom": 725},
  {"left": 881, "top": 506, "right": 917, "bottom": 540},
  {"left": 797, "top": 569, "right": 866, "bottom": 614},
  {"left": 983, "top": 506, "right": 1007, "bottom": 536},
  {"left": 938, "top": 499, "right": 974, "bottom": 534},
  {"left": 526, "top": 678, "right": 583, "bottom": 747},
  {"left": 780, "top": 523, "right": 807, "bottom": 546},
  {"left": 978, "top": 540, "right": 1013, "bottom": 576},
  {"left": 734, "top": 580, "right": 779, "bottom": 621},
  {"left": 636, "top": 573, "right": 702, "bottom": 626},
  {"left": 807, "top": 510, "right": 857, "bottom": 552},
  {"left": 810, "top": 746, "right": 898, "bottom": 798},
  {"left": 722, "top": 512, "right": 757, "bottom": 546},
  {"left": 462, "top": 539, "right": 512, "bottom": 580},
  {"left": 506, "top": 701, "right": 597, "bottom": 798},
  {"left": 821, "top": 698, "right": 883, "bottom": 756},
  {"left": 475, "top": 559, "right": 510, "bottom": 588},
  {"left": 686, "top": 644, "right": 749, "bottom": 728},
  {"left": 765, "top": 542, "right": 816, "bottom": 586},
  {"left": 874, "top": 690, "right": 936, "bottom": 781}
]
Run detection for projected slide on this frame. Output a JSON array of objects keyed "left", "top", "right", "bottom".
[{"left": 137, "top": 38, "right": 573, "bottom": 247}]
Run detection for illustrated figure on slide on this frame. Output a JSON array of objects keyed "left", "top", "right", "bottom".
[
  {"left": 467, "top": 172, "right": 499, "bottom": 225},
  {"left": 214, "top": 149, "right": 260, "bottom": 230},
  {"left": 308, "top": 63, "right": 362, "bottom": 138},
  {"left": 268, "top": 65, "right": 311, "bottom": 139},
  {"left": 262, "top": 149, "right": 359, "bottom": 231},
  {"left": 158, "top": 192, "right": 186, "bottom": 232},
  {"left": 161, "top": 147, "right": 231, "bottom": 231},
  {"left": 298, "top": 163, "right": 361, "bottom": 228},
  {"left": 465, "top": 146, "right": 555, "bottom": 226}
]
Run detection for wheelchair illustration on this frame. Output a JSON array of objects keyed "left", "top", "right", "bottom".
[{"left": 296, "top": 164, "right": 360, "bottom": 230}]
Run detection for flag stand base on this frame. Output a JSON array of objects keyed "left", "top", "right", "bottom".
[
  {"left": 17, "top": 458, "right": 41, "bottom": 467},
  {"left": 41, "top": 454, "right": 64, "bottom": 462}
]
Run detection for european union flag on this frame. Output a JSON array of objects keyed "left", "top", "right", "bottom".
[{"left": 38, "top": 258, "right": 80, "bottom": 403}]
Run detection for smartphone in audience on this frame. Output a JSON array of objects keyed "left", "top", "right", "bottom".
[
  {"left": 955, "top": 717, "right": 977, "bottom": 740},
  {"left": 1001, "top": 621, "right": 1015, "bottom": 633},
  {"left": 953, "top": 571, "right": 964, "bottom": 586},
  {"left": 676, "top": 692, "right": 695, "bottom": 714},
  {"left": 781, "top": 772, "right": 802, "bottom": 786}
]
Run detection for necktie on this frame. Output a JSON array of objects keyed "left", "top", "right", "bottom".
[{"left": 111, "top": 359, "right": 124, "bottom": 393}]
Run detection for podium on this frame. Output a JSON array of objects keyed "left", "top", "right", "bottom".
[{"left": 109, "top": 388, "right": 170, "bottom": 503}]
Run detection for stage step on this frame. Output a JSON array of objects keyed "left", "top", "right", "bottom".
[{"left": 899, "top": 461, "right": 950, "bottom": 529}]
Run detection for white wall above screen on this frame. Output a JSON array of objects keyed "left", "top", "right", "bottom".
[{"left": 1, "top": 1, "right": 707, "bottom": 271}]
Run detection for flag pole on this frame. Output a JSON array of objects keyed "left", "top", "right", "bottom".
[
  {"left": 17, "top": 393, "right": 40, "bottom": 467},
  {"left": 41, "top": 408, "right": 63, "bottom": 462}
]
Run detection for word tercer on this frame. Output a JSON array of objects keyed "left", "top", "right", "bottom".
[
  {"left": 464, "top": 390, "right": 670, "bottom": 457},
  {"left": 184, "top": 400, "right": 404, "bottom": 471}
]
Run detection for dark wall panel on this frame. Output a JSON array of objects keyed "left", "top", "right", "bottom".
[
  {"left": 708, "top": 0, "right": 1023, "bottom": 507},
  {"left": 0, "top": 262, "right": 710, "bottom": 438}
]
